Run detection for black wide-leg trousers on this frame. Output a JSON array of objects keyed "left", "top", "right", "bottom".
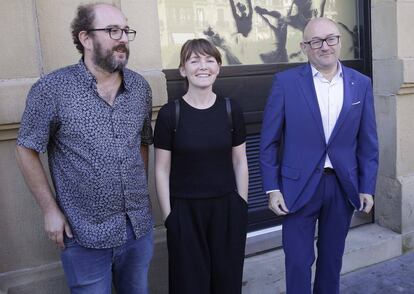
[{"left": 165, "top": 191, "right": 248, "bottom": 294}]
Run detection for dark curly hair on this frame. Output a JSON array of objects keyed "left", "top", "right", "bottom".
[{"left": 71, "top": 4, "right": 97, "bottom": 55}]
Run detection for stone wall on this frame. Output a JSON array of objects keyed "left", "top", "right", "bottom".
[{"left": 371, "top": 0, "right": 414, "bottom": 251}]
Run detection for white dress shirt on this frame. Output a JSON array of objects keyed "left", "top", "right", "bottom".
[{"left": 311, "top": 64, "right": 344, "bottom": 168}]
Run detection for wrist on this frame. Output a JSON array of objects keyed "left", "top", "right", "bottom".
[{"left": 42, "top": 201, "right": 61, "bottom": 215}]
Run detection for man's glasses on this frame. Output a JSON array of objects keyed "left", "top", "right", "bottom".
[
  {"left": 87, "top": 28, "right": 137, "bottom": 41},
  {"left": 303, "top": 35, "right": 340, "bottom": 49}
]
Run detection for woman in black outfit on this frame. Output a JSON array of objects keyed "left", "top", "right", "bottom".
[{"left": 154, "top": 39, "right": 249, "bottom": 294}]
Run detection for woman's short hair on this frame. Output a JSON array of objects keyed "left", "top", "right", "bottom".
[{"left": 179, "top": 38, "right": 222, "bottom": 68}]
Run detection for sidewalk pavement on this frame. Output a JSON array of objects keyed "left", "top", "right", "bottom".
[{"left": 340, "top": 251, "right": 414, "bottom": 293}]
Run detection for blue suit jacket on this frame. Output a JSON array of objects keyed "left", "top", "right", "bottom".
[{"left": 259, "top": 63, "right": 379, "bottom": 212}]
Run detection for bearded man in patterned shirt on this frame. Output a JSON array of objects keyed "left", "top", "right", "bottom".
[{"left": 16, "top": 3, "right": 154, "bottom": 294}]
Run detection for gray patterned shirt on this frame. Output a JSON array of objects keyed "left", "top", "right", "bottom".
[{"left": 17, "top": 60, "right": 153, "bottom": 249}]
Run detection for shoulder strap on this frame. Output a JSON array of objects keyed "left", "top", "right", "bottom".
[
  {"left": 174, "top": 99, "right": 180, "bottom": 133},
  {"left": 174, "top": 98, "right": 232, "bottom": 133},
  {"left": 225, "top": 97, "right": 233, "bottom": 133}
]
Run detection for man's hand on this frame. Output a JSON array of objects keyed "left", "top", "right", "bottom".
[
  {"left": 268, "top": 191, "right": 289, "bottom": 215},
  {"left": 359, "top": 193, "right": 374, "bottom": 213},
  {"left": 44, "top": 207, "right": 72, "bottom": 249}
]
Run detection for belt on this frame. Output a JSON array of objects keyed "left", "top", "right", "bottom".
[{"left": 323, "top": 167, "right": 335, "bottom": 175}]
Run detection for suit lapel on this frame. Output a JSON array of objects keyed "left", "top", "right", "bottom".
[
  {"left": 328, "top": 65, "right": 356, "bottom": 145},
  {"left": 299, "top": 64, "right": 325, "bottom": 141}
]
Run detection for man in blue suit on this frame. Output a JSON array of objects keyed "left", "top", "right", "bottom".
[{"left": 260, "top": 18, "right": 378, "bottom": 294}]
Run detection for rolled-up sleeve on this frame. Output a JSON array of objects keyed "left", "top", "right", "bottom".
[{"left": 17, "top": 80, "right": 57, "bottom": 153}]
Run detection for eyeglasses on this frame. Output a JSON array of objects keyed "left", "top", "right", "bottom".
[
  {"left": 87, "top": 27, "right": 137, "bottom": 41},
  {"left": 303, "top": 35, "right": 340, "bottom": 49}
]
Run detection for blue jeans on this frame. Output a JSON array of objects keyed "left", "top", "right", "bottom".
[{"left": 61, "top": 220, "right": 153, "bottom": 294}]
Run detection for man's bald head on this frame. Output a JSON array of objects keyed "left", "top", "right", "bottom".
[
  {"left": 300, "top": 17, "right": 342, "bottom": 75},
  {"left": 71, "top": 3, "right": 125, "bottom": 55},
  {"left": 303, "top": 18, "right": 340, "bottom": 41}
]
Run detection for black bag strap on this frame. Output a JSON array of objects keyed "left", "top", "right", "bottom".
[
  {"left": 174, "top": 97, "right": 233, "bottom": 133},
  {"left": 174, "top": 99, "right": 180, "bottom": 133},
  {"left": 225, "top": 97, "right": 233, "bottom": 133}
]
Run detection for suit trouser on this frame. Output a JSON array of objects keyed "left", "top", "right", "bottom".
[
  {"left": 165, "top": 191, "right": 248, "bottom": 294},
  {"left": 283, "top": 172, "right": 355, "bottom": 294}
]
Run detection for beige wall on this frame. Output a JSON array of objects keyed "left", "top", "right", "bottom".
[
  {"left": 1, "top": 0, "right": 414, "bottom": 293},
  {"left": 372, "top": 0, "right": 414, "bottom": 251}
]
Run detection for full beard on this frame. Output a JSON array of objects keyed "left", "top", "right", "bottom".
[{"left": 93, "top": 42, "right": 130, "bottom": 73}]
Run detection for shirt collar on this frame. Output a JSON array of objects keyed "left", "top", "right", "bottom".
[
  {"left": 311, "top": 61, "right": 343, "bottom": 80},
  {"left": 76, "top": 58, "right": 96, "bottom": 86},
  {"left": 76, "top": 58, "right": 131, "bottom": 92}
]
